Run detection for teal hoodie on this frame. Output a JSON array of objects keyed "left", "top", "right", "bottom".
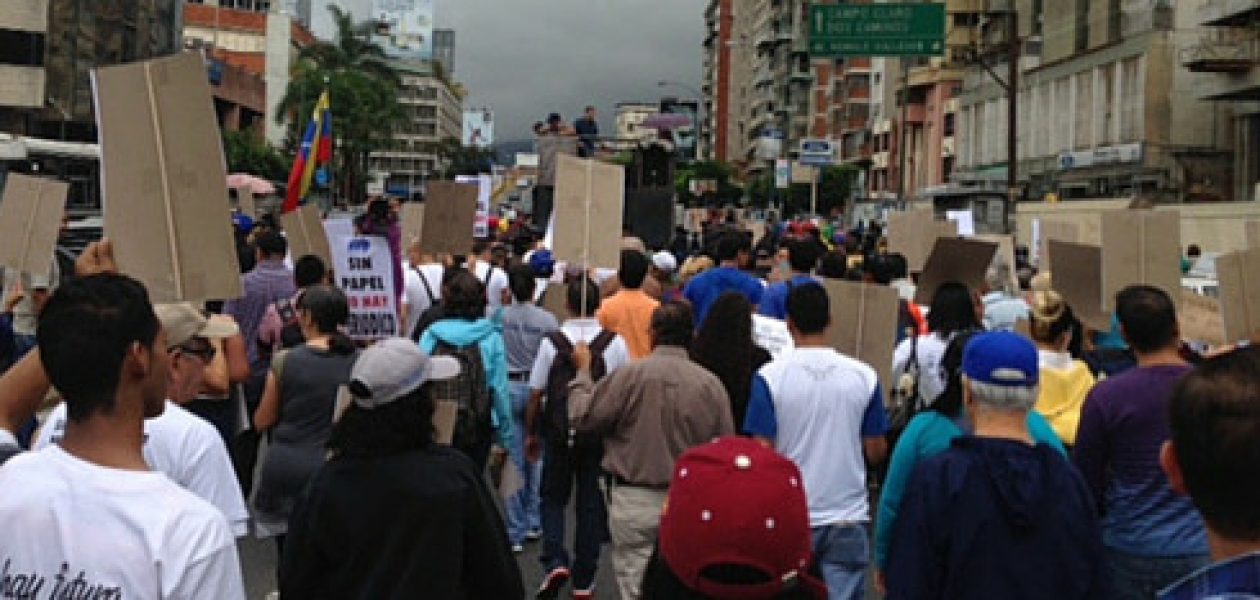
[{"left": 420, "top": 317, "right": 515, "bottom": 455}]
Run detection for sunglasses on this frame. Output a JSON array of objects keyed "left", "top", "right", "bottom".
[{"left": 175, "top": 343, "right": 217, "bottom": 364}]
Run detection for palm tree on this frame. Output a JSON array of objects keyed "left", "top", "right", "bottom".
[{"left": 277, "top": 4, "right": 404, "bottom": 204}]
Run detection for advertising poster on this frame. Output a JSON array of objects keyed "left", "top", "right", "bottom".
[
  {"left": 462, "top": 109, "right": 494, "bottom": 148},
  {"left": 456, "top": 174, "right": 492, "bottom": 239},
  {"left": 372, "top": 0, "right": 434, "bottom": 59},
  {"left": 329, "top": 233, "right": 399, "bottom": 341}
]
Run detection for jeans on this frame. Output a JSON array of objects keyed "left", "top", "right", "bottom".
[
  {"left": 1106, "top": 548, "right": 1208, "bottom": 600},
  {"left": 812, "top": 523, "right": 870, "bottom": 600},
  {"left": 505, "top": 382, "right": 541, "bottom": 545},
  {"left": 540, "top": 441, "right": 606, "bottom": 590}
]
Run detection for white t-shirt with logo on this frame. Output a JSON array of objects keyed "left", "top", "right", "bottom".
[
  {"left": 35, "top": 401, "right": 250, "bottom": 537},
  {"left": 0, "top": 445, "right": 245, "bottom": 599}
]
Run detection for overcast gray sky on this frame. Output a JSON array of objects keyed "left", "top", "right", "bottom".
[{"left": 436, "top": 0, "right": 707, "bottom": 141}]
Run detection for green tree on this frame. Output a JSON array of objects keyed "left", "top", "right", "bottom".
[
  {"left": 675, "top": 160, "right": 743, "bottom": 208},
  {"left": 276, "top": 4, "right": 403, "bottom": 204},
  {"left": 747, "top": 164, "right": 858, "bottom": 217},
  {"left": 420, "top": 136, "right": 498, "bottom": 179},
  {"left": 223, "top": 130, "right": 287, "bottom": 181}
]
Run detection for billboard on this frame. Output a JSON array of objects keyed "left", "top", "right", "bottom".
[
  {"left": 660, "top": 98, "right": 699, "bottom": 160},
  {"left": 463, "top": 109, "right": 494, "bottom": 148},
  {"left": 372, "top": 0, "right": 434, "bottom": 59}
]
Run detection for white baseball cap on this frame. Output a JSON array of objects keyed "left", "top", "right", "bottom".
[
  {"left": 652, "top": 251, "right": 678, "bottom": 273},
  {"left": 348, "top": 338, "right": 461, "bottom": 409}
]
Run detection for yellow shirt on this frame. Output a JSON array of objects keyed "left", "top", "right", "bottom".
[
  {"left": 597, "top": 289, "right": 660, "bottom": 360},
  {"left": 1034, "top": 352, "right": 1096, "bottom": 446}
]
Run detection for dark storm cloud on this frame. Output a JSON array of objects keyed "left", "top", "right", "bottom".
[{"left": 438, "top": 0, "right": 707, "bottom": 141}]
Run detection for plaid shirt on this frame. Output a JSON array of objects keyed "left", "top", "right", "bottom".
[
  {"left": 1161, "top": 552, "right": 1260, "bottom": 600},
  {"left": 223, "top": 260, "right": 295, "bottom": 374}
]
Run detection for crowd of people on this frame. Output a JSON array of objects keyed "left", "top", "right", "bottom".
[{"left": 0, "top": 200, "right": 1259, "bottom": 600}]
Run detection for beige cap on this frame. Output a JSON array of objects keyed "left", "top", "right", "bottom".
[{"left": 155, "top": 303, "right": 239, "bottom": 347}]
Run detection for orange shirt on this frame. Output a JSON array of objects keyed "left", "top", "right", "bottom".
[{"left": 597, "top": 289, "right": 660, "bottom": 359}]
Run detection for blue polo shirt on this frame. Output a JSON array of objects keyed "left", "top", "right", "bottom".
[
  {"left": 1160, "top": 552, "right": 1260, "bottom": 600},
  {"left": 758, "top": 274, "right": 818, "bottom": 320},
  {"left": 683, "top": 266, "right": 764, "bottom": 326}
]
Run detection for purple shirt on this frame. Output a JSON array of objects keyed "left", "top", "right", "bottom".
[
  {"left": 1072, "top": 364, "right": 1207, "bottom": 557},
  {"left": 223, "top": 260, "right": 296, "bottom": 374}
]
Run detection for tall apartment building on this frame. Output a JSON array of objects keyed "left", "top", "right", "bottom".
[
  {"left": 1, "top": 0, "right": 184, "bottom": 208},
  {"left": 432, "top": 28, "right": 455, "bottom": 75},
  {"left": 956, "top": 0, "right": 1232, "bottom": 202},
  {"left": 368, "top": 59, "right": 461, "bottom": 197},
  {"left": 702, "top": 0, "right": 732, "bottom": 161},
  {"left": 1187, "top": 1, "right": 1260, "bottom": 202}
]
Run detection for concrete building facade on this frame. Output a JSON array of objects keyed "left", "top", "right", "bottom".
[
  {"left": 1188, "top": 1, "right": 1260, "bottom": 202},
  {"left": 368, "top": 59, "right": 461, "bottom": 197},
  {"left": 956, "top": 0, "right": 1233, "bottom": 202}
]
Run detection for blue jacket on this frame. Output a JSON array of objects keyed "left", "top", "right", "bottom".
[
  {"left": 886, "top": 436, "right": 1105, "bottom": 600},
  {"left": 420, "top": 318, "right": 515, "bottom": 455}
]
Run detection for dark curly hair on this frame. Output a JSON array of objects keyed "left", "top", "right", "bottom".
[
  {"left": 691, "top": 292, "right": 769, "bottom": 431},
  {"left": 328, "top": 385, "right": 436, "bottom": 458}
]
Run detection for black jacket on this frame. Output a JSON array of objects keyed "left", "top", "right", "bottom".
[{"left": 280, "top": 446, "right": 524, "bottom": 599}]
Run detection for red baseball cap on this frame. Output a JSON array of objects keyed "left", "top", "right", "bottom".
[{"left": 659, "top": 437, "right": 825, "bottom": 599}]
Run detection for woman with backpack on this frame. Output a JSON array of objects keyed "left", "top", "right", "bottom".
[
  {"left": 253, "top": 285, "right": 360, "bottom": 560},
  {"left": 418, "top": 270, "right": 515, "bottom": 471},
  {"left": 889, "top": 281, "right": 983, "bottom": 430},
  {"left": 872, "top": 330, "right": 1067, "bottom": 595}
]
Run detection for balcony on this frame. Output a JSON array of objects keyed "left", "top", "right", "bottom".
[
  {"left": 1201, "top": 0, "right": 1260, "bottom": 26},
  {"left": 904, "top": 103, "right": 927, "bottom": 124},
  {"left": 1181, "top": 29, "right": 1258, "bottom": 73}
]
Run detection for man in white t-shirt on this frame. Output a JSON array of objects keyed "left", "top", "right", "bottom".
[
  {"left": 743, "top": 282, "right": 889, "bottom": 600},
  {"left": 33, "top": 303, "right": 250, "bottom": 536},
  {"left": 402, "top": 242, "right": 445, "bottom": 338},
  {"left": 471, "top": 239, "right": 510, "bottom": 309},
  {"left": 0, "top": 268, "right": 245, "bottom": 599}
]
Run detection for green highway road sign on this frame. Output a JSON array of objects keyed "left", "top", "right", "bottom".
[{"left": 809, "top": 3, "right": 946, "bottom": 57}]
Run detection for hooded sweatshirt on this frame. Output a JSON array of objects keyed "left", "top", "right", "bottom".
[
  {"left": 419, "top": 318, "right": 515, "bottom": 454},
  {"left": 886, "top": 436, "right": 1105, "bottom": 600}
]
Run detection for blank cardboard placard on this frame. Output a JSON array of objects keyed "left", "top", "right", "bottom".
[
  {"left": 94, "top": 53, "right": 242, "bottom": 302},
  {"left": 433, "top": 400, "right": 458, "bottom": 446},
  {"left": 1179, "top": 288, "right": 1226, "bottom": 346},
  {"left": 1100, "top": 210, "right": 1181, "bottom": 312},
  {"left": 1246, "top": 220, "right": 1260, "bottom": 249},
  {"left": 235, "top": 186, "right": 256, "bottom": 217},
  {"left": 973, "top": 234, "right": 1019, "bottom": 291},
  {"left": 281, "top": 204, "right": 332, "bottom": 266},
  {"left": 0, "top": 174, "right": 68, "bottom": 277},
  {"left": 1216, "top": 248, "right": 1260, "bottom": 342},
  {"left": 1047, "top": 240, "right": 1109, "bottom": 331},
  {"left": 887, "top": 209, "right": 935, "bottom": 272},
  {"left": 420, "top": 181, "right": 479, "bottom": 256},
  {"left": 552, "top": 155, "right": 625, "bottom": 270},
  {"left": 1036, "top": 219, "right": 1080, "bottom": 271},
  {"left": 539, "top": 282, "right": 569, "bottom": 324},
  {"left": 400, "top": 202, "right": 425, "bottom": 248},
  {"left": 914, "top": 237, "right": 999, "bottom": 305},
  {"left": 823, "top": 279, "right": 900, "bottom": 395}
]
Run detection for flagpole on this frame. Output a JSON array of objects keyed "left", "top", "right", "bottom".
[{"left": 324, "top": 75, "right": 334, "bottom": 210}]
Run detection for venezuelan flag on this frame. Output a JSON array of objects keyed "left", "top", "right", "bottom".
[{"left": 283, "top": 90, "right": 332, "bottom": 213}]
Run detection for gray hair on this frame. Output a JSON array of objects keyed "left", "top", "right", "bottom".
[
  {"left": 965, "top": 377, "right": 1039, "bottom": 412},
  {"left": 986, "top": 262, "right": 1015, "bottom": 295}
]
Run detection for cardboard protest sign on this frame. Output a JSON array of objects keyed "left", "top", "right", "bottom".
[
  {"left": 1100, "top": 210, "right": 1181, "bottom": 312},
  {"left": 281, "top": 204, "right": 332, "bottom": 266},
  {"left": 1247, "top": 220, "right": 1260, "bottom": 249},
  {"left": 1033, "top": 219, "right": 1080, "bottom": 270},
  {"left": 914, "top": 237, "right": 999, "bottom": 305},
  {"left": 433, "top": 400, "right": 458, "bottom": 445},
  {"left": 552, "top": 155, "right": 625, "bottom": 270},
  {"left": 539, "top": 282, "right": 569, "bottom": 324},
  {"left": 235, "top": 186, "right": 256, "bottom": 217},
  {"left": 420, "top": 181, "right": 479, "bottom": 256},
  {"left": 328, "top": 233, "right": 399, "bottom": 341},
  {"left": 934, "top": 220, "right": 958, "bottom": 240},
  {"left": 823, "top": 279, "right": 900, "bottom": 394},
  {"left": 1216, "top": 247, "right": 1260, "bottom": 342},
  {"left": 400, "top": 202, "right": 425, "bottom": 248},
  {"left": 973, "top": 234, "right": 1019, "bottom": 291},
  {"left": 1047, "top": 240, "right": 1110, "bottom": 331},
  {"left": 93, "top": 52, "right": 242, "bottom": 302},
  {"left": 887, "top": 209, "right": 935, "bottom": 272},
  {"left": 1179, "top": 288, "right": 1227, "bottom": 346},
  {"left": 0, "top": 174, "right": 68, "bottom": 277}
]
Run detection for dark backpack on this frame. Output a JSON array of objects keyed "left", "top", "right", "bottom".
[
  {"left": 274, "top": 298, "right": 306, "bottom": 350},
  {"left": 429, "top": 339, "right": 494, "bottom": 456},
  {"left": 543, "top": 329, "right": 617, "bottom": 450},
  {"left": 409, "top": 267, "right": 443, "bottom": 342}
]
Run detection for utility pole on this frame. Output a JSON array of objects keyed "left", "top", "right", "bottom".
[
  {"left": 898, "top": 57, "right": 909, "bottom": 206},
  {"left": 1006, "top": 9, "right": 1020, "bottom": 209}
]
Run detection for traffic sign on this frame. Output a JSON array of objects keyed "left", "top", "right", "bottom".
[
  {"left": 809, "top": 3, "right": 946, "bottom": 57},
  {"left": 798, "top": 138, "right": 834, "bottom": 167}
]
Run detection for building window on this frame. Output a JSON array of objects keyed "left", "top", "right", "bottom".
[
  {"left": 221, "top": 0, "right": 271, "bottom": 11},
  {"left": 0, "top": 30, "right": 45, "bottom": 66}
]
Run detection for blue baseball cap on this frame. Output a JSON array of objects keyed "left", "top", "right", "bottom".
[
  {"left": 232, "top": 213, "right": 254, "bottom": 235},
  {"left": 963, "top": 332, "right": 1039, "bottom": 387},
  {"left": 529, "top": 249, "right": 555, "bottom": 277}
]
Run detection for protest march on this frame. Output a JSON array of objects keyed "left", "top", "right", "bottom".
[{"left": 7, "top": 14, "right": 1260, "bottom": 600}]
